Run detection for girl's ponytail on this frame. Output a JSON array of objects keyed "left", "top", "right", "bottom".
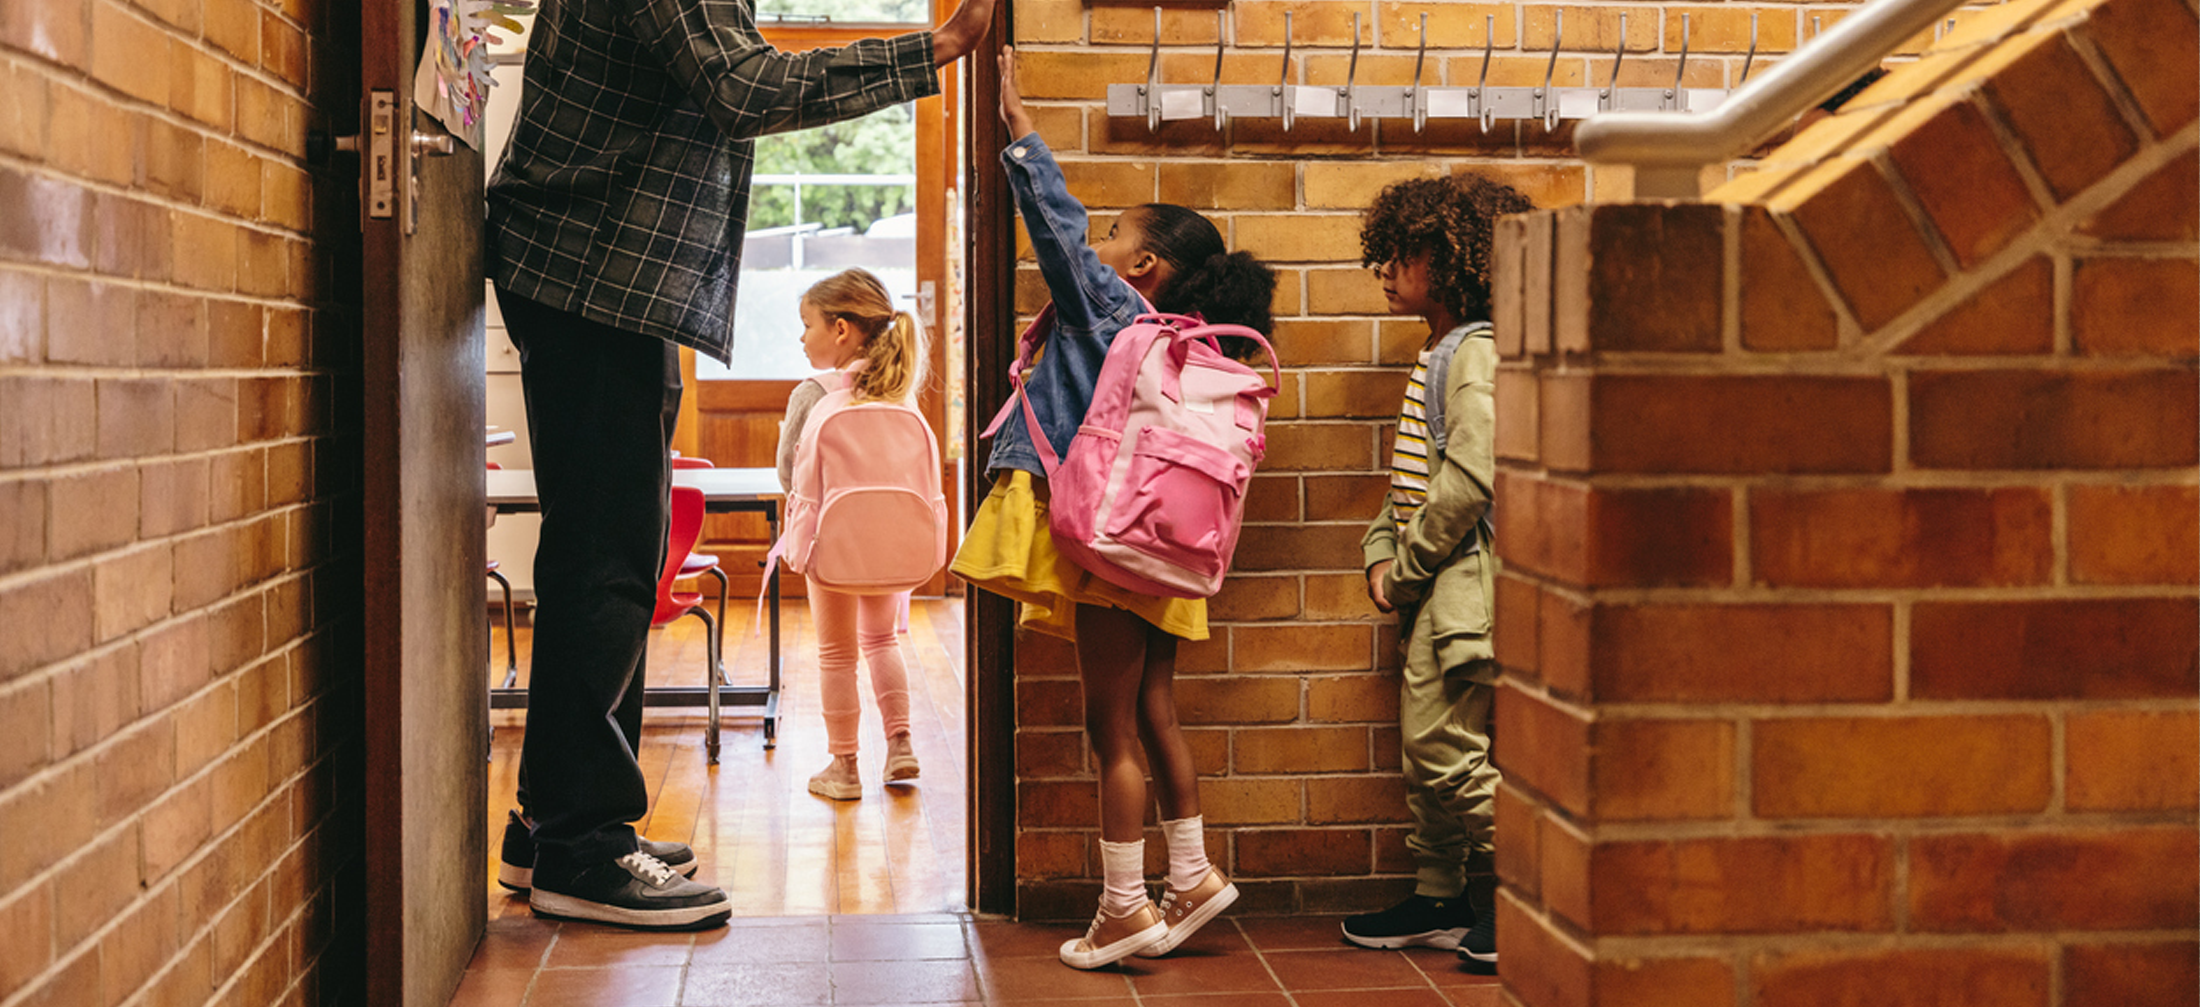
[{"left": 853, "top": 310, "right": 923, "bottom": 404}]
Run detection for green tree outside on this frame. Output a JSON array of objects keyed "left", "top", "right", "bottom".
[{"left": 748, "top": 103, "right": 917, "bottom": 233}]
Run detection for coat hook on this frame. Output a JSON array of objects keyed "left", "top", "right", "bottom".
[
  {"left": 1540, "top": 8, "right": 1563, "bottom": 130},
  {"left": 1810, "top": 15, "right": 1822, "bottom": 40},
  {"left": 1602, "top": 11, "right": 1627, "bottom": 105},
  {"left": 1409, "top": 12, "right": 1428, "bottom": 132},
  {"left": 1739, "top": 12, "right": 1758, "bottom": 85},
  {"left": 1344, "top": 12, "right": 1363, "bottom": 132},
  {"left": 1277, "top": 11, "right": 1294, "bottom": 132},
  {"left": 1145, "top": 6, "right": 1162, "bottom": 131},
  {"left": 1476, "top": 14, "right": 1495, "bottom": 132},
  {"left": 1671, "top": 12, "right": 1691, "bottom": 107},
  {"left": 1211, "top": 9, "right": 1228, "bottom": 130}
]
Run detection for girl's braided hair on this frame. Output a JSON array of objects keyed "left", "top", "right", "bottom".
[{"left": 1358, "top": 174, "right": 1534, "bottom": 323}]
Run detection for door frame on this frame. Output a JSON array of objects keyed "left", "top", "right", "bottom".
[{"left": 963, "top": 19, "right": 1018, "bottom": 918}]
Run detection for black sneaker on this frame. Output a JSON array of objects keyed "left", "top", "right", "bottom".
[
  {"left": 529, "top": 851, "right": 731, "bottom": 930},
  {"left": 1457, "top": 907, "right": 1496, "bottom": 973},
  {"left": 497, "top": 810, "right": 698, "bottom": 892},
  {"left": 1341, "top": 893, "right": 1476, "bottom": 950}
]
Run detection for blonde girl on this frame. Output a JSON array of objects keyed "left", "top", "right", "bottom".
[{"left": 776, "top": 268, "right": 925, "bottom": 800}]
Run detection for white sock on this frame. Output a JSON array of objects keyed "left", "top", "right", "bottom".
[
  {"left": 1162, "top": 816, "right": 1212, "bottom": 892},
  {"left": 1099, "top": 839, "right": 1147, "bottom": 917}
]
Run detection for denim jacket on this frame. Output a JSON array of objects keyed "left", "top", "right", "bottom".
[{"left": 983, "top": 134, "right": 1146, "bottom": 477}]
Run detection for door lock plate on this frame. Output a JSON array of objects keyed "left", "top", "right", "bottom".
[{"left": 368, "top": 90, "right": 396, "bottom": 219}]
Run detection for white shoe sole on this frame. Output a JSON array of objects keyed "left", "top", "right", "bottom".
[
  {"left": 809, "top": 777, "right": 863, "bottom": 800},
  {"left": 885, "top": 758, "right": 920, "bottom": 782},
  {"left": 499, "top": 857, "right": 697, "bottom": 892},
  {"left": 1462, "top": 948, "right": 1497, "bottom": 963},
  {"left": 1340, "top": 926, "right": 1466, "bottom": 951},
  {"left": 529, "top": 888, "right": 731, "bottom": 930},
  {"left": 1059, "top": 920, "right": 1167, "bottom": 970},
  {"left": 1134, "top": 882, "right": 1239, "bottom": 957}
]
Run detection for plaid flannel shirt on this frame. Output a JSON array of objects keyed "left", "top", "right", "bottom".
[{"left": 485, "top": 0, "right": 940, "bottom": 364}]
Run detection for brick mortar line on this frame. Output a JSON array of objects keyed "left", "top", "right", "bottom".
[
  {"left": 0, "top": 46, "right": 329, "bottom": 168},
  {"left": 1870, "top": 149, "right": 1967, "bottom": 280},
  {"left": 1857, "top": 118, "right": 2200, "bottom": 357},
  {"left": 0, "top": 568, "right": 333, "bottom": 720},
  {"left": 8, "top": 1, "right": 324, "bottom": 107},
  {"left": 1533, "top": 811, "right": 2200, "bottom": 843},
  {"left": 1589, "top": 927, "right": 2200, "bottom": 958},
  {"left": 0, "top": 258, "right": 336, "bottom": 308},
  {"left": 0, "top": 365, "right": 339, "bottom": 387},
  {"left": 2062, "top": 19, "right": 2160, "bottom": 144},
  {"left": 1473, "top": 580, "right": 2200, "bottom": 603},
  {"left": 1512, "top": 350, "right": 2198, "bottom": 371},
  {"left": 1553, "top": 697, "right": 2200, "bottom": 717},
  {"left": 0, "top": 519, "right": 332, "bottom": 637},
  {"left": 0, "top": 143, "right": 332, "bottom": 228},
  {"left": 1492, "top": 469, "right": 2200, "bottom": 489}
]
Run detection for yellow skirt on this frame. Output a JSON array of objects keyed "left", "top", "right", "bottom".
[{"left": 951, "top": 470, "right": 1207, "bottom": 642}]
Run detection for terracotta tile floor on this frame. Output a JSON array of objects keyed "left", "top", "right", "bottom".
[
  {"left": 462, "top": 598, "right": 1500, "bottom": 1006},
  {"left": 451, "top": 913, "right": 1501, "bottom": 1006}
]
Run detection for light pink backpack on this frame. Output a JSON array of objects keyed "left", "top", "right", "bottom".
[
  {"left": 988, "top": 310, "right": 1280, "bottom": 599},
  {"left": 767, "top": 371, "right": 948, "bottom": 595}
]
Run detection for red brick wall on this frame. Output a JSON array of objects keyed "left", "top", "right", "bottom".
[
  {"left": 1494, "top": 0, "right": 2198, "bottom": 1001},
  {"left": 1003, "top": 0, "right": 1886, "bottom": 918},
  {"left": 0, "top": 0, "right": 362, "bottom": 1004}
]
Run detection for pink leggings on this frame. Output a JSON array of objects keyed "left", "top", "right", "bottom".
[{"left": 807, "top": 580, "right": 912, "bottom": 756}]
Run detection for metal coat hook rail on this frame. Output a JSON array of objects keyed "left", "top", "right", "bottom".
[{"left": 1108, "top": 6, "right": 1744, "bottom": 131}]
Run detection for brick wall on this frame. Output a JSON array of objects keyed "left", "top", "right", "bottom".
[
  {"left": 1494, "top": 0, "right": 2198, "bottom": 1001},
  {"left": 1003, "top": 0, "right": 1884, "bottom": 918},
  {"left": 0, "top": 0, "right": 362, "bottom": 1005}
]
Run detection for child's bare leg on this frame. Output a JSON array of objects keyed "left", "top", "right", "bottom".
[
  {"left": 1134, "top": 626, "right": 1199, "bottom": 821},
  {"left": 1075, "top": 604, "right": 1150, "bottom": 843}
]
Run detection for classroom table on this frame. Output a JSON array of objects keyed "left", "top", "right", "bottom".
[{"left": 485, "top": 466, "right": 783, "bottom": 762}]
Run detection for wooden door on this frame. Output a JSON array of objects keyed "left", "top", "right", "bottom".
[{"left": 359, "top": 4, "right": 489, "bottom": 1006}]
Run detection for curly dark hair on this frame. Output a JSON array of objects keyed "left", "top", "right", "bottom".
[{"left": 1358, "top": 174, "right": 1535, "bottom": 324}]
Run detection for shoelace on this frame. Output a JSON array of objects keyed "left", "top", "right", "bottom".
[{"left": 619, "top": 851, "right": 679, "bottom": 887}]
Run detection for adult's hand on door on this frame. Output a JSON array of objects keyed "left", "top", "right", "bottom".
[{"left": 932, "top": 0, "right": 999, "bottom": 65}]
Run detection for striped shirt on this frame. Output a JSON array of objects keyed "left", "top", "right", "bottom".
[{"left": 1389, "top": 349, "right": 1436, "bottom": 536}]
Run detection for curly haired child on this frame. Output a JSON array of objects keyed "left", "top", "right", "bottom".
[{"left": 1339, "top": 174, "right": 1532, "bottom": 975}]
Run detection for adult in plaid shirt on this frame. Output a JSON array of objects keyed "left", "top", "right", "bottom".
[{"left": 485, "top": 0, "right": 994, "bottom": 930}]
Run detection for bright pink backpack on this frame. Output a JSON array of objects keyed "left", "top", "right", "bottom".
[
  {"left": 988, "top": 310, "right": 1279, "bottom": 599},
  {"left": 768, "top": 371, "right": 948, "bottom": 595}
]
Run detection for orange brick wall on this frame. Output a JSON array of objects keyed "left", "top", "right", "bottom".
[
  {"left": 1003, "top": 0, "right": 1921, "bottom": 918},
  {"left": 0, "top": 1, "right": 362, "bottom": 1005},
  {"left": 1493, "top": 0, "right": 2198, "bottom": 1001}
]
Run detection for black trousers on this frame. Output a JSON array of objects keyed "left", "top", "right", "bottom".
[{"left": 497, "top": 288, "right": 682, "bottom": 867}]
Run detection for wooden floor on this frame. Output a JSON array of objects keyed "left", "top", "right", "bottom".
[{"left": 485, "top": 595, "right": 970, "bottom": 918}]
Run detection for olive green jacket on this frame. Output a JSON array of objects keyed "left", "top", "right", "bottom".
[{"left": 1362, "top": 325, "right": 1498, "bottom": 676}]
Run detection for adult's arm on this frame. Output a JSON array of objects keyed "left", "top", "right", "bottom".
[{"left": 630, "top": 0, "right": 979, "bottom": 140}]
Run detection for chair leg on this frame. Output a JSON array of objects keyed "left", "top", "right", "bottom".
[
  {"left": 705, "top": 566, "right": 731, "bottom": 686},
  {"left": 489, "top": 569, "right": 519, "bottom": 689},
  {"left": 686, "top": 607, "right": 721, "bottom": 766},
  {"left": 486, "top": 568, "right": 518, "bottom": 758}
]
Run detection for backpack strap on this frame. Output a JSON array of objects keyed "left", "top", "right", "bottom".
[
  {"left": 977, "top": 286, "right": 1154, "bottom": 470},
  {"left": 1418, "top": 321, "right": 1495, "bottom": 556}
]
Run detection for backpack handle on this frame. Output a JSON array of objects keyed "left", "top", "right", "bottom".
[{"left": 1144, "top": 314, "right": 1283, "bottom": 400}]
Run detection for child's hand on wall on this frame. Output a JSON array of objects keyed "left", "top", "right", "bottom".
[{"left": 1000, "top": 45, "right": 1036, "bottom": 141}]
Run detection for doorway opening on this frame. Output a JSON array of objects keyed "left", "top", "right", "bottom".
[{"left": 476, "top": 3, "right": 987, "bottom": 922}]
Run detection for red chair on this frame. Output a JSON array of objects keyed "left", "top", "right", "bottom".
[
  {"left": 668, "top": 456, "right": 731, "bottom": 643},
  {"left": 656, "top": 485, "right": 727, "bottom": 763}
]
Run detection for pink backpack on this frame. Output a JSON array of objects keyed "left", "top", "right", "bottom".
[
  {"left": 988, "top": 310, "right": 1279, "bottom": 599},
  {"left": 768, "top": 371, "right": 948, "bottom": 595}
]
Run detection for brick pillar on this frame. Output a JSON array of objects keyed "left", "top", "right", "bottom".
[{"left": 1490, "top": 0, "right": 2197, "bottom": 1000}]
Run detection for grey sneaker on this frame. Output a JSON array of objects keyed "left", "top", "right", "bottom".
[
  {"left": 497, "top": 810, "right": 696, "bottom": 892},
  {"left": 529, "top": 851, "right": 730, "bottom": 931}
]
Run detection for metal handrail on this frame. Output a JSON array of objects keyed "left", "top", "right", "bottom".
[{"left": 1574, "top": 0, "right": 1972, "bottom": 198}]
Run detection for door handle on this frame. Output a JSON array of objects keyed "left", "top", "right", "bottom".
[{"left": 412, "top": 131, "right": 456, "bottom": 157}]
